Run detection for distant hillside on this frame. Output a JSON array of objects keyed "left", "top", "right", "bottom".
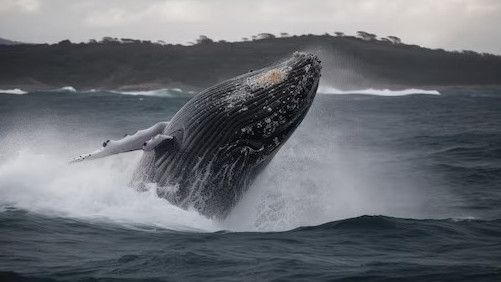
[
  {"left": 0, "top": 37, "right": 24, "bottom": 45},
  {"left": 1, "top": 34, "right": 501, "bottom": 91}
]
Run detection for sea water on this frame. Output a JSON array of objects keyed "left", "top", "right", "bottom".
[{"left": 0, "top": 87, "right": 500, "bottom": 281}]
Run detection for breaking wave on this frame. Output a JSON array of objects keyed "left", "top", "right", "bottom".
[
  {"left": 319, "top": 86, "right": 440, "bottom": 96},
  {"left": 0, "top": 88, "right": 28, "bottom": 95},
  {"left": 54, "top": 86, "right": 77, "bottom": 93},
  {"left": 110, "top": 88, "right": 194, "bottom": 97}
]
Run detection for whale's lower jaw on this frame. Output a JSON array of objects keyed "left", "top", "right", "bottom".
[{"left": 132, "top": 52, "right": 322, "bottom": 219}]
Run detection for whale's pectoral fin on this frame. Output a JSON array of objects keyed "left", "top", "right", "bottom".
[{"left": 70, "top": 121, "right": 169, "bottom": 163}]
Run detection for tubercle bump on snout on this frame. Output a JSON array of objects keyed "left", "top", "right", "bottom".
[{"left": 292, "top": 52, "right": 322, "bottom": 73}]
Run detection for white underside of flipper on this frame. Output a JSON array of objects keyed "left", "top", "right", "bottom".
[{"left": 70, "top": 121, "right": 170, "bottom": 163}]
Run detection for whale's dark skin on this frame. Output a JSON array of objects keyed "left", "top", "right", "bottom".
[{"left": 72, "top": 52, "right": 321, "bottom": 219}]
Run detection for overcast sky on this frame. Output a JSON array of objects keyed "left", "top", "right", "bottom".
[{"left": 1, "top": 0, "right": 500, "bottom": 54}]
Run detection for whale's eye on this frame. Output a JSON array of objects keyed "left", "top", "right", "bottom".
[{"left": 241, "top": 139, "right": 264, "bottom": 152}]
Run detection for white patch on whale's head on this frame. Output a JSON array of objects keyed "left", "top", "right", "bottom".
[
  {"left": 225, "top": 66, "right": 292, "bottom": 110},
  {"left": 247, "top": 67, "right": 290, "bottom": 90}
]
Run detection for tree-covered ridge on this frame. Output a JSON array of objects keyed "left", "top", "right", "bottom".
[{"left": 1, "top": 32, "right": 500, "bottom": 91}]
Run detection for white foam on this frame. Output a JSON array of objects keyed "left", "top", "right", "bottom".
[
  {"left": 0, "top": 88, "right": 28, "bottom": 95},
  {"left": 319, "top": 86, "right": 440, "bottom": 96}
]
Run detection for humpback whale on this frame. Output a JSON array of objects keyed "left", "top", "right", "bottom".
[{"left": 72, "top": 52, "right": 321, "bottom": 218}]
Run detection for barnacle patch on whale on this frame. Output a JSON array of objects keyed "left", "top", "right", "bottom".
[{"left": 248, "top": 67, "right": 289, "bottom": 90}]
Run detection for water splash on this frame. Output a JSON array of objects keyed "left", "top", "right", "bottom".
[{"left": 0, "top": 148, "right": 217, "bottom": 232}]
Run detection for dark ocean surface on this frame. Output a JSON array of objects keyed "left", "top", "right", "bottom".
[{"left": 0, "top": 87, "right": 500, "bottom": 281}]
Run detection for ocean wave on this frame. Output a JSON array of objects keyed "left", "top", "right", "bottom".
[
  {"left": 319, "top": 86, "right": 440, "bottom": 96},
  {"left": 110, "top": 88, "right": 187, "bottom": 97},
  {"left": 0, "top": 88, "right": 28, "bottom": 95},
  {"left": 1, "top": 208, "right": 497, "bottom": 236},
  {"left": 292, "top": 215, "right": 500, "bottom": 233},
  {"left": 54, "top": 86, "right": 77, "bottom": 92},
  {"left": 1, "top": 211, "right": 499, "bottom": 282}
]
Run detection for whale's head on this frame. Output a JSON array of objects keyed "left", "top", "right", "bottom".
[{"left": 216, "top": 52, "right": 321, "bottom": 165}]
